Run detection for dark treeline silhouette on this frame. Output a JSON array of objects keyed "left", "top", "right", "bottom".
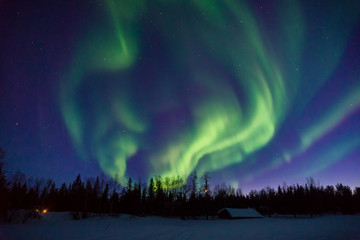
[{"left": 1, "top": 149, "right": 359, "bottom": 219}]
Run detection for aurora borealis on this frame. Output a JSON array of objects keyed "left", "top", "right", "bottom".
[{"left": 1, "top": 0, "right": 360, "bottom": 192}]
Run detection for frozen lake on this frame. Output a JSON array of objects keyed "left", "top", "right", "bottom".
[{"left": 1, "top": 212, "right": 359, "bottom": 240}]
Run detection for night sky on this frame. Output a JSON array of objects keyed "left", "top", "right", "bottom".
[{"left": 1, "top": 0, "right": 360, "bottom": 193}]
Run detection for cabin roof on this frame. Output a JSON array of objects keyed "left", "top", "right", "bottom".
[{"left": 217, "top": 208, "right": 263, "bottom": 218}]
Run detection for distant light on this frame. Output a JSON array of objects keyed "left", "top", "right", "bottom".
[{"left": 43, "top": 209, "right": 48, "bottom": 213}]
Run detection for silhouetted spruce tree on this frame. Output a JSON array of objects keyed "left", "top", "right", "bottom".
[
  {"left": 324, "top": 185, "right": 335, "bottom": 213},
  {"left": 84, "top": 179, "right": 93, "bottom": 213},
  {"left": 120, "top": 177, "right": 133, "bottom": 214},
  {"left": 287, "top": 185, "right": 297, "bottom": 217},
  {"left": 155, "top": 176, "right": 164, "bottom": 215},
  {"left": 101, "top": 183, "right": 109, "bottom": 213},
  {"left": 71, "top": 174, "right": 84, "bottom": 212},
  {"left": 58, "top": 183, "right": 68, "bottom": 211},
  {"left": 134, "top": 181, "right": 142, "bottom": 215},
  {"left": 46, "top": 182, "right": 57, "bottom": 210},
  {"left": 27, "top": 182, "right": 39, "bottom": 210},
  {"left": 188, "top": 171, "right": 199, "bottom": 217},
  {"left": 307, "top": 177, "right": 319, "bottom": 217},
  {"left": 93, "top": 177, "right": 101, "bottom": 213},
  {"left": 275, "top": 185, "right": 283, "bottom": 214},
  {"left": 201, "top": 172, "right": 210, "bottom": 219},
  {"left": 335, "top": 183, "right": 353, "bottom": 214},
  {"left": 141, "top": 185, "right": 147, "bottom": 214},
  {"left": 110, "top": 189, "right": 119, "bottom": 214},
  {"left": 353, "top": 187, "right": 360, "bottom": 213},
  {"left": 127, "top": 177, "right": 133, "bottom": 193},
  {"left": 189, "top": 171, "right": 198, "bottom": 201},
  {"left": 147, "top": 178, "right": 155, "bottom": 214}
]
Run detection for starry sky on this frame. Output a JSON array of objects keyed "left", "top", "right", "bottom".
[{"left": 1, "top": 0, "right": 360, "bottom": 192}]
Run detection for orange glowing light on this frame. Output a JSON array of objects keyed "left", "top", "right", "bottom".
[{"left": 43, "top": 209, "right": 47, "bottom": 213}]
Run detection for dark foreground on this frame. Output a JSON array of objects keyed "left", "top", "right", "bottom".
[{"left": 1, "top": 213, "right": 359, "bottom": 240}]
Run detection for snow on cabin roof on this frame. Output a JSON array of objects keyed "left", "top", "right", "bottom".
[{"left": 217, "top": 208, "right": 263, "bottom": 218}]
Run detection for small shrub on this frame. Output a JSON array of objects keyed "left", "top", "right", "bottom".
[
  {"left": 71, "top": 211, "right": 81, "bottom": 220},
  {"left": 81, "top": 211, "right": 88, "bottom": 219}
]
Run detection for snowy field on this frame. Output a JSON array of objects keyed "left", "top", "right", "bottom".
[{"left": 1, "top": 212, "right": 360, "bottom": 240}]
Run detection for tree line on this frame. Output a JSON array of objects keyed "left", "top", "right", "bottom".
[{"left": 0, "top": 148, "right": 359, "bottom": 219}]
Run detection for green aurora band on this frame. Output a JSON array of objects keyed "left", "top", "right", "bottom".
[{"left": 60, "top": 0, "right": 360, "bottom": 184}]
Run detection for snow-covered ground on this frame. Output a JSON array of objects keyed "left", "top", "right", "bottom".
[{"left": 1, "top": 212, "right": 359, "bottom": 240}]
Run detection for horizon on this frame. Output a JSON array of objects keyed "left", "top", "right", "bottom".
[{"left": 2, "top": 163, "right": 358, "bottom": 195}]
